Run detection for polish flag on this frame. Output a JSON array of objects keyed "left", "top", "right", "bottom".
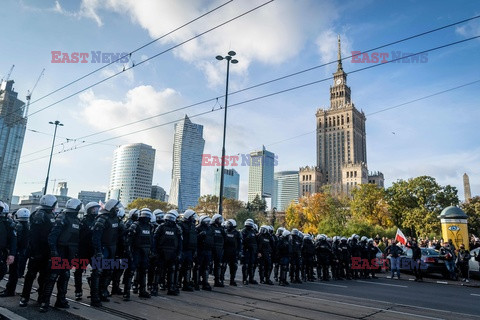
[{"left": 395, "top": 228, "right": 407, "bottom": 245}]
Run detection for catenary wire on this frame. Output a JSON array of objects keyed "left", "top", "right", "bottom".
[
  {"left": 18, "top": 36, "right": 480, "bottom": 165},
  {"left": 18, "top": 16, "right": 480, "bottom": 159}
]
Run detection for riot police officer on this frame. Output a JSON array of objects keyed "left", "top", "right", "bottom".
[
  {"left": 349, "top": 234, "right": 361, "bottom": 279},
  {"left": 277, "top": 230, "right": 292, "bottom": 286},
  {"left": 241, "top": 219, "right": 258, "bottom": 285},
  {"left": 195, "top": 215, "right": 214, "bottom": 291},
  {"left": 0, "top": 201, "right": 17, "bottom": 296},
  {"left": 178, "top": 209, "right": 198, "bottom": 292},
  {"left": 290, "top": 229, "right": 303, "bottom": 283},
  {"left": 90, "top": 199, "right": 123, "bottom": 307},
  {"left": 124, "top": 208, "right": 152, "bottom": 300},
  {"left": 210, "top": 213, "right": 226, "bottom": 287},
  {"left": 315, "top": 234, "right": 331, "bottom": 281},
  {"left": 273, "top": 227, "right": 285, "bottom": 282},
  {"left": 302, "top": 234, "right": 316, "bottom": 282},
  {"left": 148, "top": 209, "right": 163, "bottom": 292},
  {"left": 221, "top": 219, "right": 242, "bottom": 286},
  {"left": 257, "top": 225, "right": 274, "bottom": 285},
  {"left": 74, "top": 202, "right": 100, "bottom": 300},
  {"left": 339, "top": 237, "right": 352, "bottom": 280},
  {"left": 20, "top": 194, "right": 57, "bottom": 307},
  {"left": 1, "top": 208, "right": 29, "bottom": 297},
  {"left": 111, "top": 206, "right": 127, "bottom": 295},
  {"left": 153, "top": 211, "right": 182, "bottom": 296},
  {"left": 359, "top": 236, "right": 369, "bottom": 279},
  {"left": 40, "top": 198, "right": 82, "bottom": 312},
  {"left": 124, "top": 208, "right": 139, "bottom": 294}
]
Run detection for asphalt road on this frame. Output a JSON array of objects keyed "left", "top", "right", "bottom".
[{"left": 1, "top": 273, "right": 480, "bottom": 320}]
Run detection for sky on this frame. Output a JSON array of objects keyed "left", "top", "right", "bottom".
[{"left": 1, "top": 0, "right": 479, "bottom": 205}]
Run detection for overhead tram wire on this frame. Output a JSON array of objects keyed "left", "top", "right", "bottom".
[
  {"left": 264, "top": 79, "right": 480, "bottom": 148},
  {"left": 18, "top": 36, "right": 480, "bottom": 165},
  {"left": 28, "top": 0, "right": 234, "bottom": 107},
  {"left": 0, "top": 0, "right": 235, "bottom": 127},
  {"left": 27, "top": 0, "right": 274, "bottom": 118},
  {"left": 18, "top": 15, "right": 480, "bottom": 160}
]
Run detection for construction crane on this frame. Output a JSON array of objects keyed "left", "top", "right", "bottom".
[
  {"left": 0, "top": 64, "right": 14, "bottom": 95},
  {"left": 25, "top": 68, "right": 45, "bottom": 117}
]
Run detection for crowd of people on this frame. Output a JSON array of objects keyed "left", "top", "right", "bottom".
[{"left": 0, "top": 195, "right": 479, "bottom": 314}]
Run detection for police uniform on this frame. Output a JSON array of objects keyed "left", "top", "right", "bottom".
[
  {"left": 20, "top": 207, "right": 55, "bottom": 306},
  {"left": 257, "top": 231, "right": 274, "bottom": 284},
  {"left": 153, "top": 219, "right": 182, "bottom": 295},
  {"left": 1, "top": 216, "right": 27, "bottom": 296},
  {"left": 241, "top": 226, "right": 258, "bottom": 285},
  {"left": 195, "top": 221, "right": 214, "bottom": 290},
  {"left": 40, "top": 210, "right": 81, "bottom": 311},
  {"left": 0, "top": 213, "right": 17, "bottom": 292},
  {"left": 221, "top": 226, "right": 242, "bottom": 286},
  {"left": 179, "top": 218, "right": 197, "bottom": 291}
]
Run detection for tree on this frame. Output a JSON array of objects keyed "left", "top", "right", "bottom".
[
  {"left": 194, "top": 195, "right": 218, "bottom": 215},
  {"left": 127, "top": 198, "right": 176, "bottom": 211},
  {"left": 461, "top": 196, "right": 480, "bottom": 236},
  {"left": 249, "top": 194, "right": 266, "bottom": 212},
  {"left": 223, "top": 198, "right": 245, "bottom": 220},
  {"left": 350, "top": 184, "right": 392, "bottom": 228},
  {"left": 386, "top": 176, "right": 459, "bottom": 237}
]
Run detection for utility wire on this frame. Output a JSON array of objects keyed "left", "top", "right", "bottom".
[
  {"left": 0, "top": 0, "right": 272, "bottom": 127},
  {"left": 18, "top": 36, "right": 480, "bottom": 165},
  {"left": 19, "top": 15, "right": 480, "bottom": 159},
  {"left": 28, "top": 0, "right": 234, "bottom": 106}
]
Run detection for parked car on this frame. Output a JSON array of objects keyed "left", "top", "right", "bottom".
[
  {"left": 469, "top": 247, "right": 480, "bottom": 279},
  {"left": 399, "top": 247, "right": 448, "bottom": 276}
]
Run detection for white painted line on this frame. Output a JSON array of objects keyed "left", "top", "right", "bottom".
[
  {"left": 471, "top": 293, "right": 480, "bottom": 297},
  {"left": 288, "top": 292, "right": 444, "bottom": 320},
  {"left": 437, "top": 281, "right": 448, "bottom": 284},
  {"left": 355, "top": 280, "right": 408, "bottom": 288},
  {"left": 308, "top": 282, "right": 348, "bottom": 288},
  {"left": 0, "top": 307, "right": 28, "bottom": 320}
]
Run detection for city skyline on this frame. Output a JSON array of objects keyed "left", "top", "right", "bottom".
[{"left": 2, "top": 1, "right": 478, "bottom": 204}]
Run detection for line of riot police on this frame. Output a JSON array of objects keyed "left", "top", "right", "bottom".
[{"left": 1, "top": 196, "right": 383, "bottom": 314}]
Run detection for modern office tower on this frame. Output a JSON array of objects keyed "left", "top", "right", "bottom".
[
  {"left": 247, "top": 146, "right": 275, "bottom": 203},
  {"left": 151, "top": 185, "right": 166, "bottom": 202},
  {"left": 78, "top": 190, "right": 107, "bottom": 205},
  {"left": 214, "top": 168, "right": 240, "bottom": 200},
  {"left": 0, "top": 80, "right": 27, "bottom": 204},
  {"left": 107, "top": 143, "right": 155, "bottom": 205},
  {"left": 168, "top": 115, "right": 205, "bottom": 212},
  {"left": 273, "top": 171, "right": 299, "bottom": 211}
]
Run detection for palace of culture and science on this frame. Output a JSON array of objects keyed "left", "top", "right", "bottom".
[{"left": 300, "top": 36, "right": 384, "bottom": 197}]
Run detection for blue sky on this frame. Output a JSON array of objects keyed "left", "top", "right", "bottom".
[{"left": 1, "top": 0, "right": 479, "bottom": 204}]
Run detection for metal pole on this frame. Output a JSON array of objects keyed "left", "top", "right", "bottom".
[
  {"left": 218, "top": 57, "right": 231, "bottom": 216},
  {"left": 43, "top": 121, "right": 61, "bottom": 195}
]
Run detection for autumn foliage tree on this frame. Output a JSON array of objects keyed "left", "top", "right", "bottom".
[
  {"left": 350, "top": 184, "right": 392, "bottom": 228},
  {"left": 127, "top": 198, "right": 176, "bottom": 211}
]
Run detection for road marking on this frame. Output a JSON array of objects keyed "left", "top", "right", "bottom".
[
  {"left": 355, "top": 280, "right": 408, "bottom": 288},
  {"left": 471, "top": 293, "right": 480, "bottom": 297},
  {"left": 308, "top": 282, "right": 348, "bottom": 288},
  {"left": 436, "top": 281, "right": 449, "bottom": 284},
  {"left": 275, "top": 291, "right": 444, "bottom": 320}
]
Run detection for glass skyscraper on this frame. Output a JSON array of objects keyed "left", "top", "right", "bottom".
[
  {"left": 169, "top": 115, "right": 205, "bottom": 212},
  {"left": 247, "top": 146, "right": 275, "bottom": 203},
  {"left": 0, "top": 80, "right": 26, "bottom": 204},
  {"left": 272, "top": 171, "right": 299, "bottom": 211},
  {"left": 214, "top": 168, "right": 240, "bottom": 200},
  {"left": 107, "top": 143, "right": 155, "bottom": 206}
]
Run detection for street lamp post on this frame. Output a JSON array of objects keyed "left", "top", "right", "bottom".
[
  {"left": 43, "top": 120, "right": 63, "bottom": 195},
  {"left": 216, "top": 51, "right": 238, "bottom": 216}
]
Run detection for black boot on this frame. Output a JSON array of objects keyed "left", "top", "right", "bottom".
[
  {"left": 249, "top": 268, "right": 258, "bottom": 284},
  {"left": 138, "top": 271, "right": 151, "bottom": 298},
  {"left": 123, "top": 275, "right": 131, "bottom": 301},
  {"left": 182, "top": 269, "right": 194, "bottom": 292},
  {"left": 54, "top": 272, "right": 70, "bottom": 309},
  {"left": 90, "top": 272, "right": 102, "bottom": 307},
  {"left": 39, "top": 273, "right": 58, "bottom": 313},
  {"left": 202, "top": 270, "right": 212, "bottom": 291}
]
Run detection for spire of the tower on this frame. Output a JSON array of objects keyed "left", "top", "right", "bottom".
[{"left": 337, "top": 34, "right": 343, "bottom": 71}]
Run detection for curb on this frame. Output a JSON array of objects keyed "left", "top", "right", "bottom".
[
  {"left": 377, "top": 273, "right": 480, "bottom": 288},
  {"left": 0, "top": 307, "right": 28, "bottom": 320}
]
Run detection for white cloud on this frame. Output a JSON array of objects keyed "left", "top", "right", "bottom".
[
  {"left": 78, "top": 0, "right": 338, "bottom": 86},
  {"left": 316, "top": 29, "right": 353, "bottom": 73},
  {"left": 455, "top": 16, "right": 480, "bottom": 38}
]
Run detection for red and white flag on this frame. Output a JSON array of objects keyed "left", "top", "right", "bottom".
[{"left": 395, "top": 228, "right": 407, "bottom": 245}]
